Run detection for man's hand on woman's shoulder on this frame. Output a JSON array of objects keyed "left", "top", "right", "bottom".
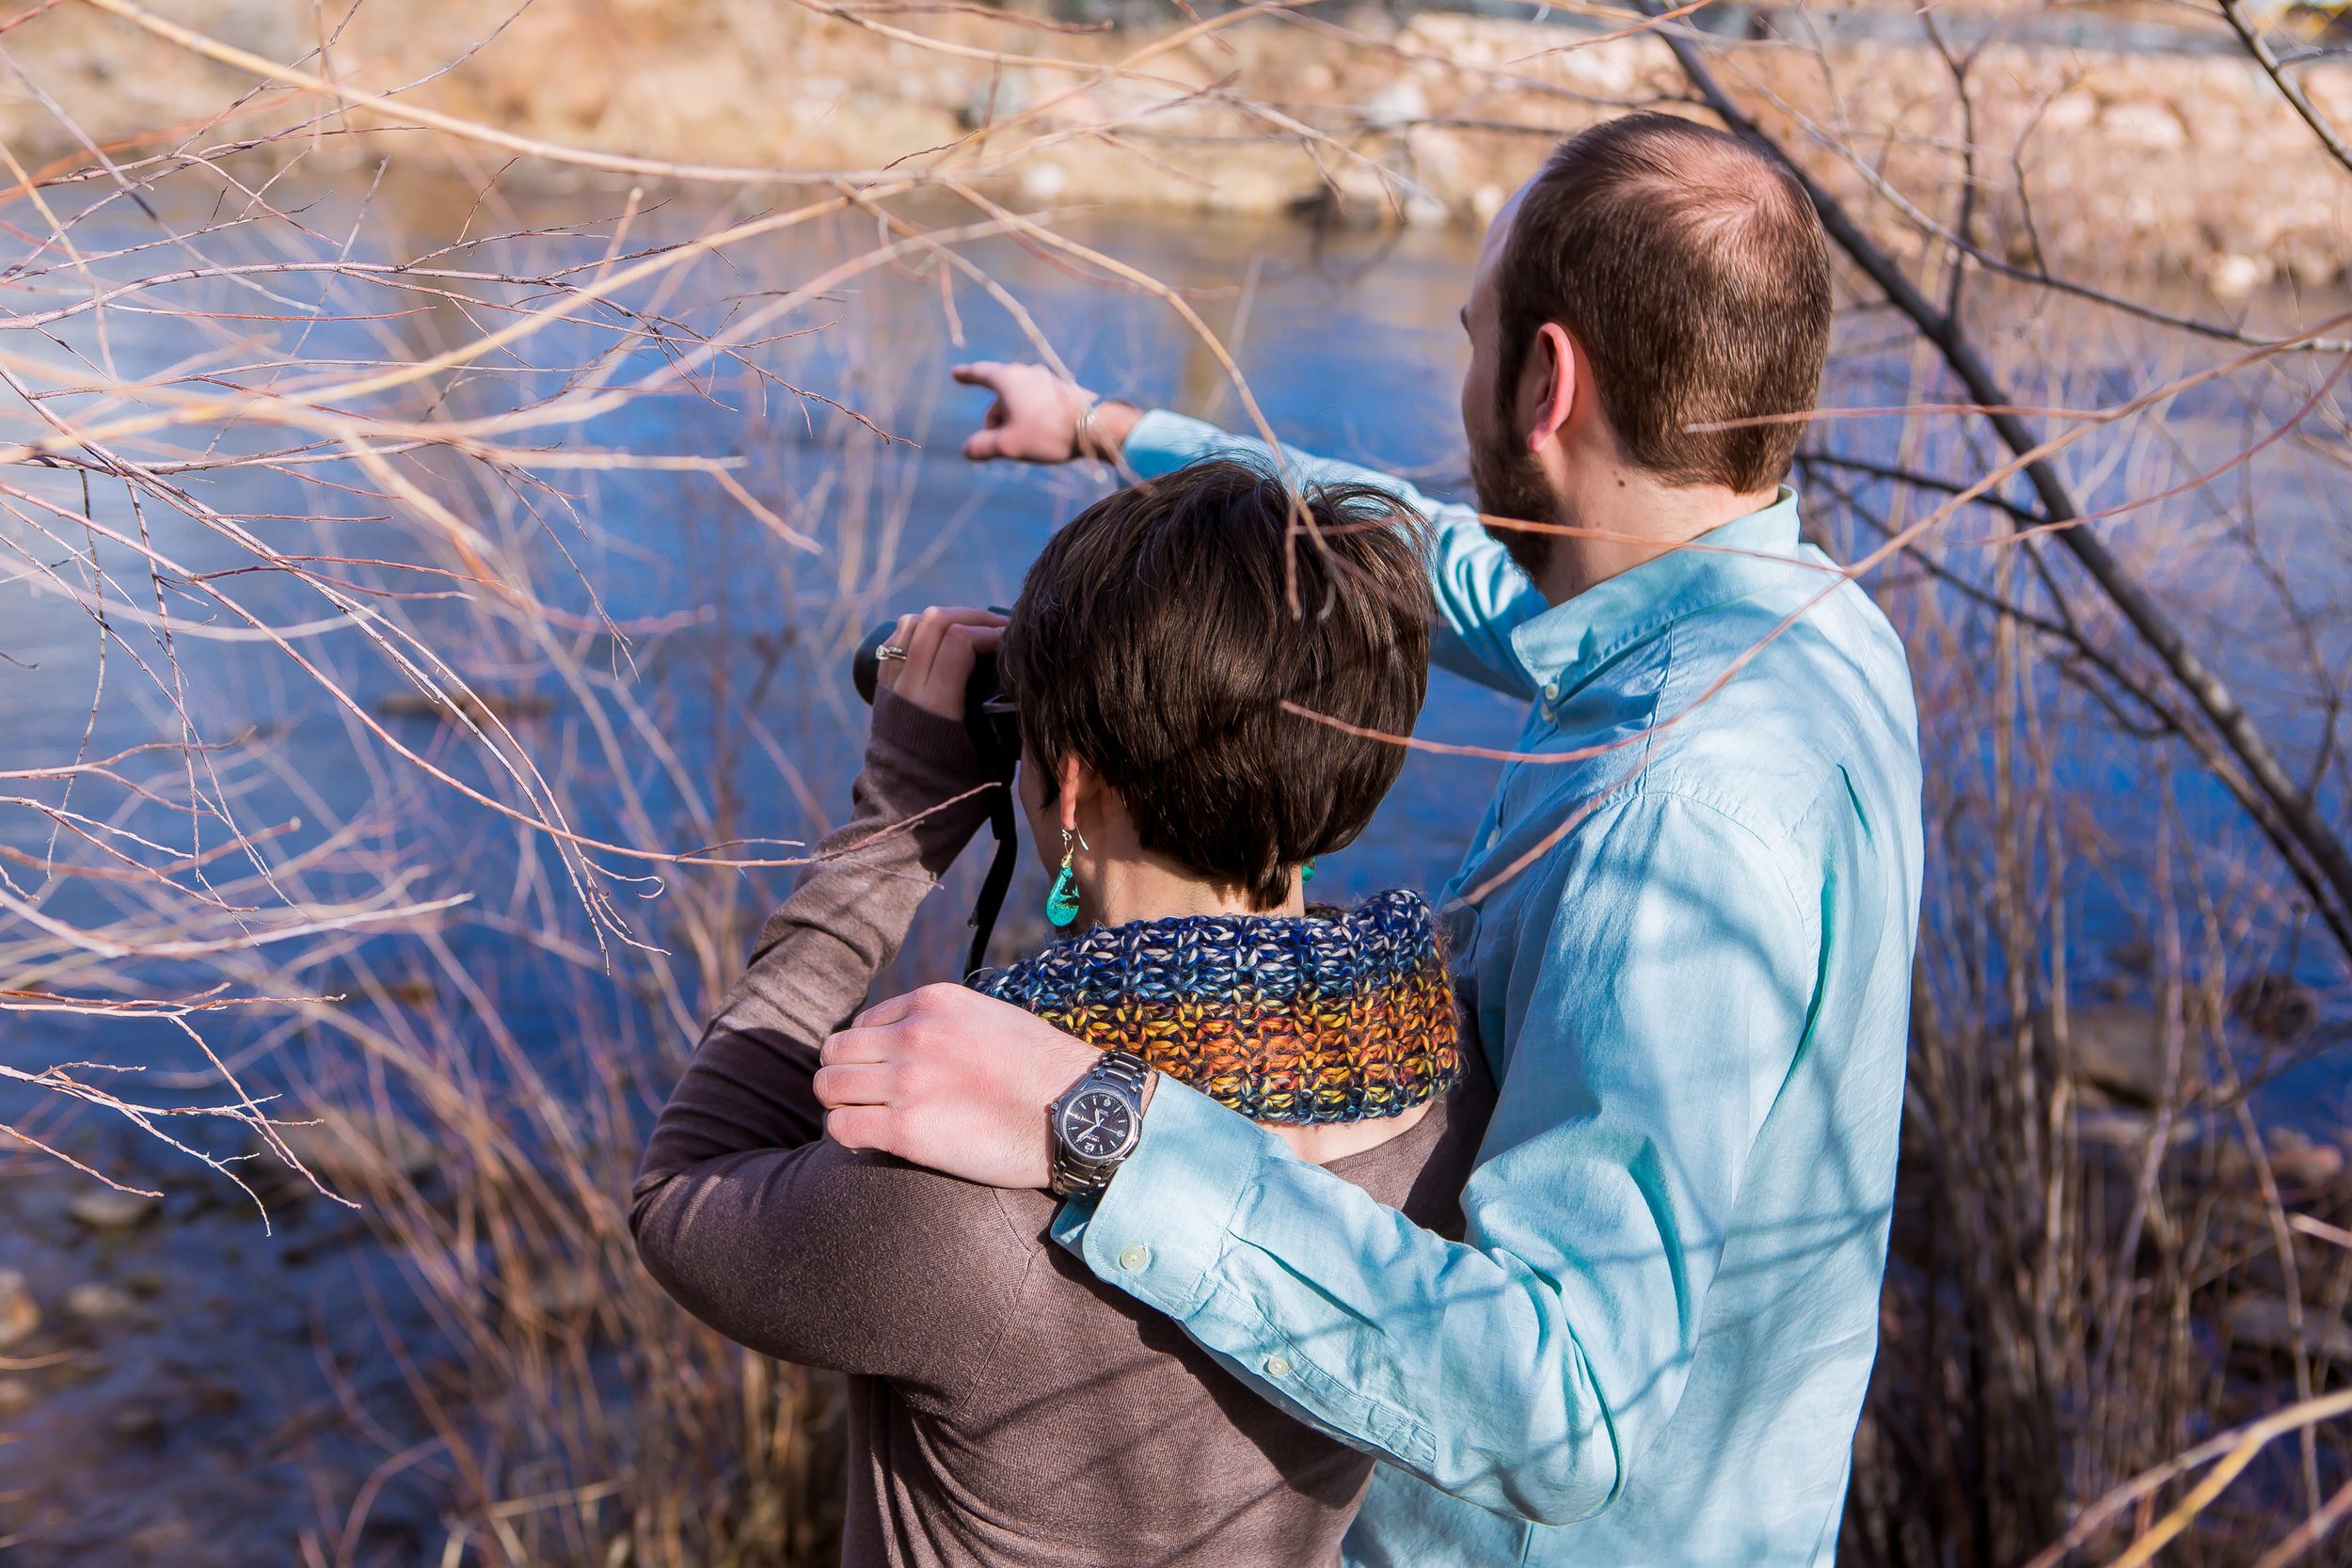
[
  {"left": 953, "top": 361, "right": 1139, "bottom": 465},
  {"left": 818, "top": 983, "right": 1105, "bottom": 1190}
]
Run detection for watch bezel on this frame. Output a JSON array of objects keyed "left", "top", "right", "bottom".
[{"left": 1048, "top": 1052, "right": 1150, "bottom": 1197}]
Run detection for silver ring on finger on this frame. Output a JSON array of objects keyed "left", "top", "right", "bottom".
[{"left": 876, "top": 645, "right": 909, "bottom": 661}]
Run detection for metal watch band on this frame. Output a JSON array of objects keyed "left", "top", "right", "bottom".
[
  {"left": 1089, "top": 1049, "right": 1150, "bottom": 1098},
  {"left": 1048, "top": 1050, "right": 1151, "bottom": 1198}
]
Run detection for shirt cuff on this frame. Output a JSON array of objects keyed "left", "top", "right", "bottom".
[
  {"left": 1050, "top": 1075, "right": 1274, "bottom": 1318},
  {"left": 1120, "top": 408, "right": 1256, "bottom": 481}
]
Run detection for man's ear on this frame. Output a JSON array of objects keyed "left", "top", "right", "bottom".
[{"left": 1524, "top": 321, "right": 1579, "bottom": 454}]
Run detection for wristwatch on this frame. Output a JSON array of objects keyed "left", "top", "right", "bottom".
[{"left": 1047, "top": 1050, "right": 1151, "bottom": 1197}]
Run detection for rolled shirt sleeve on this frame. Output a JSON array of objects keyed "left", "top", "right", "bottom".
[
  {"left": 1121, "top": 409, "right": 1546, "bottom": 699},
  {"left": 1056, "top": 789, "right": 1816, "bottom": 1526}
]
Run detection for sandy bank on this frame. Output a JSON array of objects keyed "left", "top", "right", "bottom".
[{"left": 14, "top": 0, "right": 2352, "bottom": 289}]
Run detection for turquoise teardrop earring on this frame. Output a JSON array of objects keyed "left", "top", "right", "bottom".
[
  {"left": 1301, "top": 861, "right": 1316, "bottom": 883},
  {"left": 1046, "top": 828, "right": 1084, "bottom": 927}
]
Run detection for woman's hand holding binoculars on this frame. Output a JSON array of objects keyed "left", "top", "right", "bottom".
[{"left": 874, "top": 606, "right": 1008, "bottom": 722}]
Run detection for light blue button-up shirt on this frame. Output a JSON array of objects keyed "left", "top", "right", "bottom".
[{"left": 1055, "top": 410, "right": 1924, "bottom": 1566}]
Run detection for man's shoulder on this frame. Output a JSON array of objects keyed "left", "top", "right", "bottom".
[{"left": 1637, "top": 574, "right": 1919, "bottom": 846}]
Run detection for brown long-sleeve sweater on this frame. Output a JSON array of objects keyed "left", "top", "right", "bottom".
[{"left": 629, "top": 692, "right": 1490, "bottom": 1568}]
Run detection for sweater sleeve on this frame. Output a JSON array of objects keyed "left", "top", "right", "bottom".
[
  {"left": 636, "top": 689, "right": 994, "bottom": 1170},
  {"left": 629, "top": 691, "right": 1028, "bottom": 1405}
]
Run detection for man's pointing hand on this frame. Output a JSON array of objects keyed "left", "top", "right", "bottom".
[
  {"left": 818, "top": 983, "right": 1107, "bottom": 1190},
  {"left": 952, "top": 361, "right": 1139, "bottom": 465}
]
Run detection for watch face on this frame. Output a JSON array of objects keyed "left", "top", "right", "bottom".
[{"left": 1058, "top": 1088, "right": 1136, "bottom": 1161}]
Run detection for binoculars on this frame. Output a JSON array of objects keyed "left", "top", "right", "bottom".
[{"left": 851, "top": 616, "right": 1023, "bottom": 974}]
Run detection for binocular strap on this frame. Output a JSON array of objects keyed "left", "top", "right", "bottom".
[{"left": 963, "top": 706, "right": 1021, "bottom": 978}]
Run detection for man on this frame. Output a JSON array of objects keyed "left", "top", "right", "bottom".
[{"left": 817, "top": 113, "right": 1924, "bottom": 1565}]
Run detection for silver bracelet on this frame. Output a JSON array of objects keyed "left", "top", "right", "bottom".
[{"left": 1073, "top": 397, "right": 1119, "bottom": 464}]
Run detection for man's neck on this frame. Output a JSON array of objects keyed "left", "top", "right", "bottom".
[{"left": 1533, "top": 466, "right": 1781, "bottom": 606}]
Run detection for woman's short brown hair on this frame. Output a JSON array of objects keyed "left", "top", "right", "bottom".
[{"left": 1000, "top": 459, "right": 1432, "bottom": 911}]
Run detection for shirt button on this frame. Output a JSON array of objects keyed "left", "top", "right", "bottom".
[
  {"left": 1118, "top": 1244, "right": 1152, "bottom": 1272},
  {"left": 1542, "top": 679, "right": 1559, "bottom": 700},
  {"left": 1263, "top": 1354, "right": 1292, "bottom": 1377}
]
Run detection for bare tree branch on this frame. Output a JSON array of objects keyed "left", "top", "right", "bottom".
[{"left": 1648, "top": 5, "right": 2352, "bottom": 957}]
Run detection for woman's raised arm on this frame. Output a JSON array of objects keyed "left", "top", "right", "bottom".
[{"left": 629, "top": 687, "right": 1009, "bottom": 1400}]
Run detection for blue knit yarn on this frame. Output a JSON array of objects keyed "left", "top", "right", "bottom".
[{"left": 970, "top": 889, "right": 1459, "bottom": 1124}]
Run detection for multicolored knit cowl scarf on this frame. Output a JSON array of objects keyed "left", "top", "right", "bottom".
[{"left": 970, "top": 888, "right": 1459, "bottom": 1125}]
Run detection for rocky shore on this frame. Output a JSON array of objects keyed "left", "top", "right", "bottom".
[{"left": 13, "top": 0, "right": 2351, "bottom": 290}]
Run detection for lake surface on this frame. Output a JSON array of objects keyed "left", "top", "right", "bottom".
[{"left": 1, "top": 176, "right": 2345, "bottom": 1560}]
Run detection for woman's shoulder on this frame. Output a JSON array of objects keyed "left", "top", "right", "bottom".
[{"left": 817, "top": 1141, "right": 1048, "bottom": 1257}]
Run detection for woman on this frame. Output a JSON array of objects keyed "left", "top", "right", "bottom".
[{"left": 631, "top": 459, "right": 1490, "bottom": 1567}]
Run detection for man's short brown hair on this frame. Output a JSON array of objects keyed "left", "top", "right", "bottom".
[
  {"left": 1497, "top": 112, "right": 1833, "bottom": 494},
  {"left": 1000, "top": 460, "right": 1431, "bottom": 911}
]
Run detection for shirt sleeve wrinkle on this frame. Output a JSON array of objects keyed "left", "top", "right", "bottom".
[
  {"left": 1220, "top": 1148, "right": 1624, "bottom": 1524},
  {"left": 1467, "top": 792, "right": 1817, "bottom": 1481}
]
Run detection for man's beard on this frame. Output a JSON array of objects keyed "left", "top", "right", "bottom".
[{"left": 1467, "top": 424, "right": 1558, "bottom": 583}]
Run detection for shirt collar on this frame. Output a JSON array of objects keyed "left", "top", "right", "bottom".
[{"left": 1506, "top": 486, "right": 1806, "bottom": 700}]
